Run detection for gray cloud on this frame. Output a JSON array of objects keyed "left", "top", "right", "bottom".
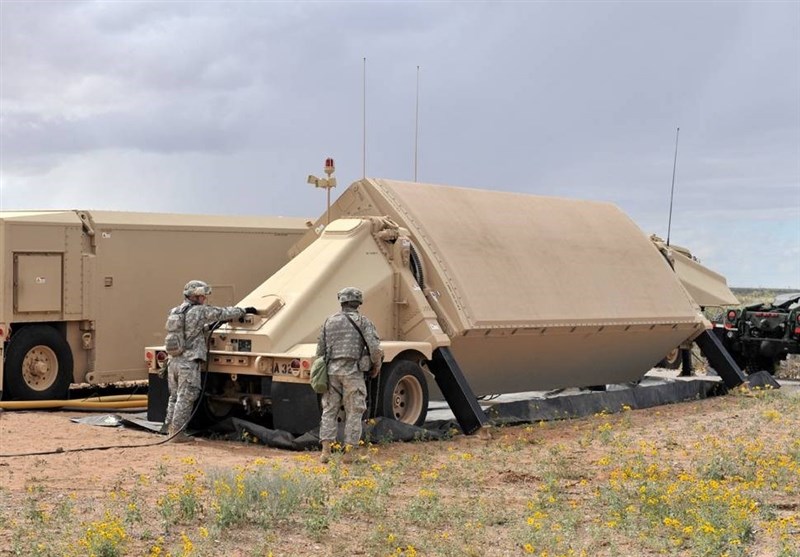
[{"left": 1, "top": 1, "right": 798, "bottom": 287}]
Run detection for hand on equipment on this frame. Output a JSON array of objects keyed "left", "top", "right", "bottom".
[{"left": 369, "top": 365, "right": 381, "bottom": 379}]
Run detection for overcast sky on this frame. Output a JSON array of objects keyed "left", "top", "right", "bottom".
[{"left": 1, "top": 1, "right": 798, "bottom": 288}]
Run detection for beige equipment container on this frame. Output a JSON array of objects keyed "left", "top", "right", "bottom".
[
  {"left": 0, "top": 210, "right": 308, "bottom": 400},
  {"left": 147, "top": 178, "right": 735, "bottom": 433},
  {"left": 649, "top": 236, "right": 739, "bottom": 368}
]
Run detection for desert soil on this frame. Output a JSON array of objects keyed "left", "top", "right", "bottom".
[{"left": 1, "top": 369, "right": 799, "bottom": 556}]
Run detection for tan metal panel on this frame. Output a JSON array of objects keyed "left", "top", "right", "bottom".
[
  {"left": 63, "top": 226, "right": 83, "bottom": 317},
  {"left": 90, "top": 219, "right": 307, "bottom": 380},
  {"left": 88, "top": 211, "right": 308, "bottom": 231},
  {"left": 228, "top": 219, "right": 398, "bottom": 355},
  {"left": 670, "top": 250, "right": 739, "bottom": 307},
  {"left": 14, "top": 253, "right": 63, "bottom": 313},
  {"left": 370, "top": 179, "right": 700, "bottom": 331}
]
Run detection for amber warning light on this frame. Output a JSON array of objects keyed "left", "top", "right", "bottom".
[{"left": 324, "top": 158, "right": 335, "bottom": 175}]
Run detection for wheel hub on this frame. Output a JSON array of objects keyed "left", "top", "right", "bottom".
[
  {"left": 22, "top": 346, "right": 59, "bottom": 391},
  {"left": 392, "top": 376, "right": 423, "bottom": 423}
]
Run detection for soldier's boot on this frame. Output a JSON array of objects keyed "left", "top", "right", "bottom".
[
  {"left": 320, "top": 441, "right": 332, "bottom": 464},
  {"left": 341, "top": 444, "right": 356, "bottom": 464},
  {"left": 168, "top": 425, "right": 193, "bottom": 444}
]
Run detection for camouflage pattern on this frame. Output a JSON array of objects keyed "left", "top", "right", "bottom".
[
  {"left": 319, "top": 374, "right": 368, "bottom": 446},
  {"left": 164, "top": 358, "right": 202, "bottom": 432},
  {"left": 163, "top": 300, "right": 245, "bottom": 431},
  {"left": 317, "top": 307, "right": 382, "bottom": 444},
  {"left": 169, "top": 300, "right": 245, "bottom": 361},
  {"left": 183, "top": 279, "right": 212, "bottom": 298},
  {"left": 337, "top": 287, "right": 364, "bottom": 304},
  {"left": 316, "top": 309, "right": 382, "bottom": 371}
]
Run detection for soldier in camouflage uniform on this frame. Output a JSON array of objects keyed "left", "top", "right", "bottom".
[
  {"left": 163, "top": 280, "right": 258, "bottom": 442},
  {"left": 317, "top": 287, "right": 382, "bottom": 463}
]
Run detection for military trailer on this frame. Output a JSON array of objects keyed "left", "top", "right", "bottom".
[
  {"left": 0, "top": 210, "right": 309, "bottom": 400},
  {"left": 650, "top": 237, "right": 739, "bottom": 370},
  {"left": 146, "top": 178, "right": 741, "bottom": 434}
]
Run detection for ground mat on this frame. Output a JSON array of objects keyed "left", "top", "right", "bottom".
[
  {"left": 75, "top": 377, "right": 753, "bottom": 451},
  {"left": 484, "top": 378, "right": 726, "bottom": 426}
]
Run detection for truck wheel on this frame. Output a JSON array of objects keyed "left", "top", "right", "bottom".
[
  {"left": 190, "top": 374, "right": 235, "bottom": 427},
  {"left": 5, "top": 325, "right": 73, "bottom": 400},
  {"left": 378, "top": 360, "right": 429, "bottom": 426},
  {"left": 657, "top": 348, "right": 682, "bottom": 369}
]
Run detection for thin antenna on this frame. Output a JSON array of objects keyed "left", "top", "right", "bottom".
[
  {"left": 666, "top": 126, "right": 680, "bottom": 247},
  {"left": 362, "top": 57, "right": 367, "bottom": 179},
  {"left": 414, "top": 65, "right": 420, "bottom": 182}
]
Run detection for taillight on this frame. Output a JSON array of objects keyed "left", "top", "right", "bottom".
[
  {"left": 145, "top": 351, "right": 154, "bottom": 363},
  {"left": 156, "top": 351, "right": 168, "bottom": 363},
  {"left": 796, "top": 314, "right": 800, "bottom": 324},
  {"left": 727, "top": 310, "right": 738, "bottom": 322}
]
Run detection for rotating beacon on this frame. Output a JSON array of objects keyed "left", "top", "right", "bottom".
[{"left": 307, "top": 158, "right": 337, "bottom": 226}]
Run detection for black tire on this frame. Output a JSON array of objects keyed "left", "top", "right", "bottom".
[
  {"left": 746, "top": 356, "right": 777, "bottom": 375},
  {"left": 378, "top": 360, "right": 429, "bottom": 426},
  {"left": 657, "top": 348, "right": 682, "bottom": 370},
  {"left": 189, "top": 373, "right": 236, "bottom": 428},
  {"left": 4, "top": 325, "right": 73, "bottom": 400}
]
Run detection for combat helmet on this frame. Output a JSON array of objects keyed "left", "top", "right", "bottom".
[
  {"left": 184, "top": 280, "right": 212, "bottom": 298},
  {"left": 337, "top": 287, "right": 363, "bottom": 305}
]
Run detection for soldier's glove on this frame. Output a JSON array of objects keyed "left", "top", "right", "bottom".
[
  {"left": 243, "top": 307, "right": 259, "bottom": 315},
  {"left": 369, "top": 365, "right": 381, "bottom": 379}
]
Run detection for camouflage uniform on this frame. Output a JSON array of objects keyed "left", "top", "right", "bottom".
[
  {"left": 163, "top": 301, "right": 245, "bottom": 432},
  {"left": 317, "top": 308, "right": 382, "bottom": 446}
]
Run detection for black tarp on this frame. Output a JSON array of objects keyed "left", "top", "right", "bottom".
[{"left": 77, "top": 375, "right": 780, "bottom": 451}]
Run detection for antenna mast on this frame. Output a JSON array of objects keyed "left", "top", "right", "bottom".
[
  {"left": 666, "top": 126, "right": 680, "bottom": 247},
  {"left": 414, "top": 65, "right": 420, "bottom": 182},
  {"left": 362, "top": 57, "right": 367, "bottom": 179}
]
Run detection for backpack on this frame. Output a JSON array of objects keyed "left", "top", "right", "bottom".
[
  {"left": 310, "top": 357, "right": 328, "bottom": 394},
  {"left": 310, "top": 318, "right": 330, "bottom": 394},
  {"left": 164, "top": 304, "right": 192, "bottom": 357}
]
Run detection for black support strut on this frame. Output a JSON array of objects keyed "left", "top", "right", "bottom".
[
  {"left": 428, "top": 347, "right": 487, "bottom": 434},
  {"left": 694, "top": 329, "right": 747, "bottom": 388}
]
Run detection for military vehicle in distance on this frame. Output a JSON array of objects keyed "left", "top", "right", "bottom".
[
  {"left": 717, "top": 292, "right": 800, "bottom": 374},
  {"left": 146, "top": 178, "right": 740, "bottom": 434},
  {"left": 0, "top": 210, "right": 308, "bottom": 400}
]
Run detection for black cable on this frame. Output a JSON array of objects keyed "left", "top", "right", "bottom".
[{"left": 0, "top": 322, "right": 224, "bottom": 458}]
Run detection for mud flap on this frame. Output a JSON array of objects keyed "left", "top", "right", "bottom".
[
  {"left": 271, "top": 382, "right": 321, "bottom": 435},
  {"left": 147, "top": 372, "right": 169, "bottom": 422},
  {"left": 694, "top": 329, "right": 747, "bottom": 388},
  {"left": 428, "top": 347, "right": 487, "bottom": 435}
]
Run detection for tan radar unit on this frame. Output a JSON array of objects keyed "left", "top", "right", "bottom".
[{"left": 146, "top": 175, "right": 741, "bottom": 434}]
